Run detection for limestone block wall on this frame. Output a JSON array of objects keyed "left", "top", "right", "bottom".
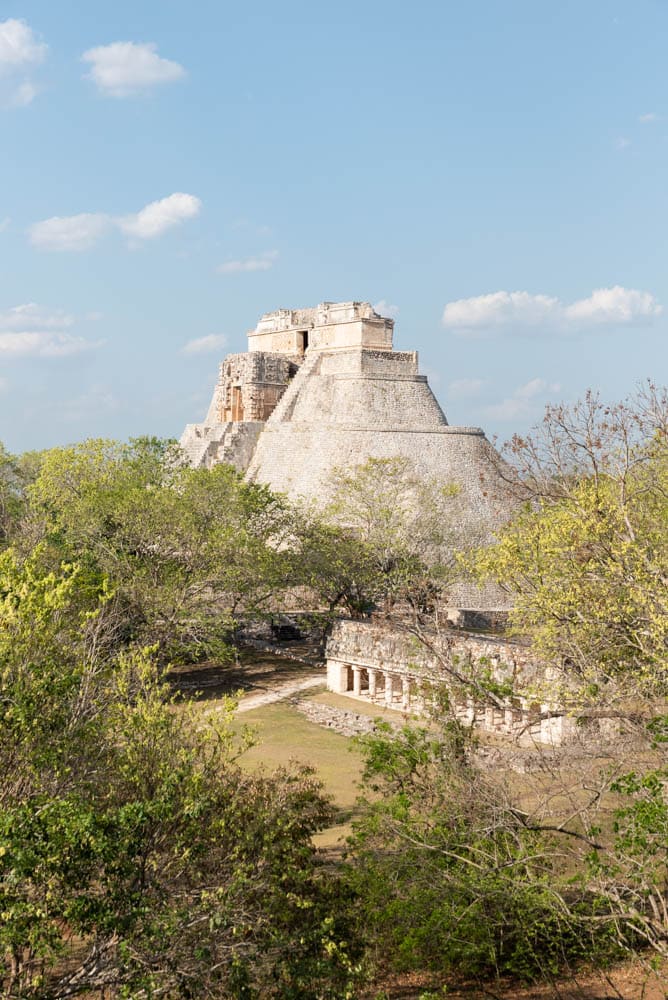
[
  {"left": 248, "top": 424, "right": 508, "bottom": 526},
  {"left": 319, "top": 348, "right": 420, "bottom": 379}
]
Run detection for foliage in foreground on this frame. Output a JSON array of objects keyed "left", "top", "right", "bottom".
[
  {"left": 0, "top": 552, "right": 360, "bottom": 998},
  {"left": 346, "top": 723, "right": 626, "bottom": 985}
]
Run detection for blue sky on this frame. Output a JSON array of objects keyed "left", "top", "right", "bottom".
[{"left": 1, "top": 0, "right": 666, "bottom": 452}]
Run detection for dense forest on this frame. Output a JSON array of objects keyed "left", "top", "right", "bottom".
[{"left": 1, "top": 384, "right": 667, "bottom": 998}]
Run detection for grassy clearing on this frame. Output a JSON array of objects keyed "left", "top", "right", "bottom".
[{"left": 230, "top": 700, "right": 365, "bottom": 848}]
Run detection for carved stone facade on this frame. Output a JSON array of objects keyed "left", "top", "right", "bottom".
[{"left": 204, "top": 352, "right": 298, "bottom": 425}]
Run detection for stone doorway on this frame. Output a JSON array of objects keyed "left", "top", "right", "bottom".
[{"left": 231, "top": 386, "right": 244, "bottom": 421}]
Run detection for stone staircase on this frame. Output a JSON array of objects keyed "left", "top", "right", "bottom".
[
  {"left": 179, "top": 424, "right": 226, "bottom": 467},
  {"left": 180, "top": 421, "right": 264, "bottom": 471},
  {"left": 216, "top": 421, "right": 263, "bottom": 469},
  {"left": 265, "top": 350, "right": 321, "bottom": 424}
]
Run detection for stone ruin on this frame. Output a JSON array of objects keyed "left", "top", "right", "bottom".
[
  {"left": 325, "top": 620, "right": 621, "bottom": 747},
  {"left": 180, "top": 301, "right": 512, "bottom": 605},
  {"left": 180, "top": 302, "right": 606, "bottom": 746}
]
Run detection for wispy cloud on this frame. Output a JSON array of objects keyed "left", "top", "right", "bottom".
[
  {"left": 373, "top": 299, "right": 399, "bottom": 319},
  {"left": 0, "top": 217, "right": 9, "bottom": 232},
  {"left": 0, "top": 332, "right": 101, "bottom": 358},
  {"left": 639, "top": 112, "right": 658, "bottom": 124},
  {"left": 484, "top": 378, "right": 561, "bottom": 422},
  {"left": 62, "top": 385, "right": 119, "bottom": 421},
  {"left": 0, "top": 303, "right": 74, "bottom": 331},
  {"left": 29, "top": 193, "right": 201, "bottom": 252},
  {"left": 0, "top": 303, "right": 103, "bottom": 358},
  {"left": 615, "top": 136, "right": 631, "bottom": 151},
  {"left": 181, "top": 333, "right": 227, "bottom": 356},
  {"left": 29, "top": 213, "right": 113, "bottom": 252},
  {"left": 447, "top": 377, "right": 485, "bottom": 399},
  {"left": 82, "top": 41, "right": 185, "bottom": 97},
  {"left": 0, "top": 18, "right": 47, "bottom": 108},
  {"left": 217, "top": 250, "right": 278, "bottom": 274},
  {"left": 442, "top": 286, "right": 661, "bottom": 338}
]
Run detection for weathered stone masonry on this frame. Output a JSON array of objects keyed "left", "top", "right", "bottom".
[
  {"left": 324, "top": 620, "right": 617, "bottom": 746},
  {"left": 180, "top": 300, "right": 514, "bottom": 609}
]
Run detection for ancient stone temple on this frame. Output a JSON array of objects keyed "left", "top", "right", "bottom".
[{"left": 180, "top": 301, "right": 512, "bottom": 605}]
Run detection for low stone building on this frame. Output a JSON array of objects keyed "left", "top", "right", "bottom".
[{"left": 324, "top": 619, "right": 610, "bottom": 747}]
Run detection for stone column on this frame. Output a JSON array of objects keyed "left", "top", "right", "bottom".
[
  {"left": 353, "top": 667, "right": 362, "bottom": 697},
  {"left": 384, "top": 672, "right": 394, "bottom": 706},
  {"left": 414, "top": 685, "right": 426, "bottom": 715},
  {"left": 401, "top": 676, "right": 411, "bottom": 711},
  {"left": 368, "top": 669, "right": 377, "bottom": 701},
  {"left": 326, "top": 660, "right": 349, "bottom": 694}
]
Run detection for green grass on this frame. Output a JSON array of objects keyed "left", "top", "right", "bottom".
[{"left": 231, "top": 701, "right": 366, "bottom": 848}]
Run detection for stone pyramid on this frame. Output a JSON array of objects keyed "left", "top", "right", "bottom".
[{"left": 180, "top": 302, "right": 512, "bottom": 607}]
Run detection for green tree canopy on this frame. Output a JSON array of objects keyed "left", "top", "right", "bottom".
[
  {"left": 473, "top": 385, "right": 668, "bottom": 699},
  {"left": 24, "top": 438, "right": 298, "bottom": 663}
]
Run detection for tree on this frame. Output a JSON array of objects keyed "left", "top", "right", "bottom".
[
  {"left": 341, "top": 386, "right": 668, "bottom": 989},
  {"left": 25, "top": 438, "right": 298, "bottom": 663},
  {"left": 346, "top": 722, "right": 623, "bottom": 986},
  {"left": 0, "top": 443, "right": 33, "bottom": 549},
  {"left": 473, "top": 384, "right": 668, "bottom": 702},
  {"left": 0, "top": 552, "right": 360, "bottom": 998},
  {"left": 459, "top": 384, "right": 668, "bottom": 968},
  {"left": 303, "top": 457, "right": 470, "bottom": 619}
]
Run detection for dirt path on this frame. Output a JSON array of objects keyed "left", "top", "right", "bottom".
[{"left": 234, "top": 673, "right": 324, "bottom": 712}]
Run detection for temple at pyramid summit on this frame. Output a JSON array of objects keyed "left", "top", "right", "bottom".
[{"left": 180, "top": 302, "right": 512, "bottom": 601}]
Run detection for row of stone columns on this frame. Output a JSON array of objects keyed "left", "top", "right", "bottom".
[{"left": 351, "top": 665, "right": 421, "bottom": 712}]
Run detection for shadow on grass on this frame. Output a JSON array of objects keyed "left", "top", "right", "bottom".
[{"left": 166, "top": 644, "right": 319, "bottom": 703}]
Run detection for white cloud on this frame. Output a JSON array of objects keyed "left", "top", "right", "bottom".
[
  {"left": 514, "top": 377, "right": 547, "bottom": 400},
  {"left": 29, "top": 212, "right": 112, "bottom": 252},
  {"left": 4, "top": 79, "right": 40, "bottom": 108},
  {"left": 639, "top": 112, "right": 658, "bottom": 123},
  {"left": 217, "top": 250, "right": 278, "bottom": 274},
  {"left": 0, "top": 19, "right": 46, "bottom": 73},
  {"left": 118, "top": 192, "right": 201, "bottom": 239},
  {"left": 373, "top": 299, "right": 399, "bottom": 319},
  {"left": 0, "top": 303, "right": 103, "bottom": 358},
  {"left": 564, "top": 286, "right": 661, "bottom": 324},
  {"left": 615, "top": 136, "right": 631, "bottom": 150},
  {"left": 0, "top": 217, "right": 9, "bottom": 231},
  {"left": 62, "top": 385, "right": 119, "bottom": 421},
  {"left": 484, "top": 378, "right": 561, "bottom": 422},
  {"left": 448, "top": 377, "right": 485, "bottom": 399},
  {"left": 443, "top": 291, "right": 559, "bottom": 331},
  {"left": 0, "top": 303, "right": 74, "bottom": 330},
  {"left": 442, "top": 285, "right": 662, "bottom": 337},
  {"left": 82, "top": 41, "right": 185, "bottom": 97},
  {"left": 0, "top": 332, "right": 101, "bottom": 358},
  {"left": 181, "top": 333, "right": 227, "bottom": 356},
  {"left": 0, "top": 19, "right": 47, "bottom": 109},
  {"left": 29, "top": 193, "right": 201, "bottom": 251}
]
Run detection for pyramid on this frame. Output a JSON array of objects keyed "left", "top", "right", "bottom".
[{"left": 180, "top": 302, "right": 512, "bottom": 607}]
